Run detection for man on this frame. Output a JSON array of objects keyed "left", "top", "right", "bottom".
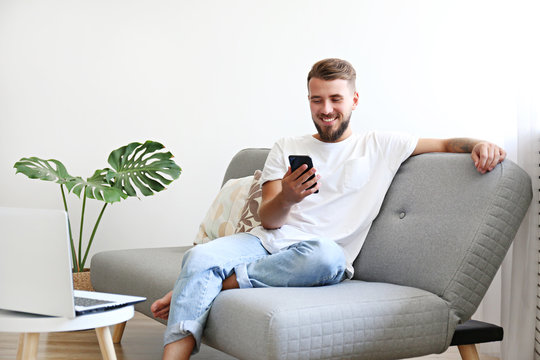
[{"left": 151, "top": 58, "right": 506, "bottom": 360}]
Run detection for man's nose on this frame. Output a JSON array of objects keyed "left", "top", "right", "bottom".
[{"left": 322, "top": 100, "right": 333, "bottom": 114}]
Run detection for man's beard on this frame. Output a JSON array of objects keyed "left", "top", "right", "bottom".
[{"left": 313, "top": 114, "right": 351, "bottom": 142}]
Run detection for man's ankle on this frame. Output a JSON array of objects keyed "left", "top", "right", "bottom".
[
  {"left": 222, "top": 273, "right": 239, "bottom": 290},
  {"left": 163, "top": 335, "right": 195, "bottom": 360}
]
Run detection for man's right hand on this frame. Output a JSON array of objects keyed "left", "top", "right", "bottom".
[
  {"left": 258, "top": 166, "right": 320, "bottom": 230},
  {"left": 280, "top": 165, "right": 320, "bottom": 205}
]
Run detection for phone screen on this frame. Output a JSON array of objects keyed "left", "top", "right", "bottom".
[{"left": 288, "top": 155, "right": 319, "bottom": 193}]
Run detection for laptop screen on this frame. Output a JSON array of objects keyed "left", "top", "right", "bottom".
[{"left": 0, "top": 207, "right": 76, "bottom": 317}]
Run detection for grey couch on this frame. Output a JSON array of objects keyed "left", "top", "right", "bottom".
[{"left": 91, "top": 148, "right": 532, "bottom": 360}]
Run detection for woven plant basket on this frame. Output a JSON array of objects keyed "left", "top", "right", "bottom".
[{"left": 72, "top": 268, "right": 94, "bottom": 291}]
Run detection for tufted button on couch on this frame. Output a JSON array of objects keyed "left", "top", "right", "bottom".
[{"left": 91, "top": 149, "right": 532, "bottom": 360}]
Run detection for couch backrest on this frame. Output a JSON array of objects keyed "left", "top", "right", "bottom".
[
  {"left": 354, "top": 153, "right": 531, "bottom": 320},
  {"left": 222, "top": 148, "right": 271, "bottom": 186},
  {"left": 223, "top": 148, "right": 532, "bottom": 321}
]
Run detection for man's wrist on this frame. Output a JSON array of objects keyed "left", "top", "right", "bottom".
[
  {"left": 274, "top": 191, "right": 296, "bottom": 212},
  {"left": 446, "top": 138, "right": 479, "bottom": 153}
]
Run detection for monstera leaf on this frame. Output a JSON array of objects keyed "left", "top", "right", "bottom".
[
  {"left": 14, "top": 158, "right": 125, "bottom": 204},
  {"left": 14, "top": 157, "right": 75, "bottom": 185},
  {"left": 106, "top": 141, "right": 181, "bottom": 198},
  {"left": 69, "top": 169, "right": 126, "bottom": 203}
]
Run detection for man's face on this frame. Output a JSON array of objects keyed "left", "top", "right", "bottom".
[{"left": 308, "top": 78, "right": 359, "bottom": 143}]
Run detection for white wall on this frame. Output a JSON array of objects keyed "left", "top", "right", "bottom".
[{"left": 0, "top": 1, "right": 528, "bottom": 261}]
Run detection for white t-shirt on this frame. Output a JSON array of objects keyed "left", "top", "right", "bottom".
[{"left": 249, "top": 131, "right": 418, "bottom": 277}]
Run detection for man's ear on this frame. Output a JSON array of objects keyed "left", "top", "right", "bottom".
[{"left": 352, "top": 91, "right": 359, "bottom": 110}]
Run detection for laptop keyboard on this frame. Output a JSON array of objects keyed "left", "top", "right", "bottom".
[{"left": 74, "top": 296, "right": 114, "bottom": 307}]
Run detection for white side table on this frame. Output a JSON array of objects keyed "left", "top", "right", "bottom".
[{"left": 0, "top": 306, "right": 134, "bottom": 360}]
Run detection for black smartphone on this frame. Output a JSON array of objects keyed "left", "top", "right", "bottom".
[{"left": 288, "top": 155, "right": 319, "bottom": 193}]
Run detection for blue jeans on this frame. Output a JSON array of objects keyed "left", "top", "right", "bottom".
[{"left": 164, "top": 233, "right": 347, "bottom": 353}]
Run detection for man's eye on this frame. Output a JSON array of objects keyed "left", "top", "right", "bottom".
[
  {"left": 332, "top": 98, "right": 343, "bottom": 102},
  {"left": 311, "top": 100, "right": 321, "bottom": 104}
]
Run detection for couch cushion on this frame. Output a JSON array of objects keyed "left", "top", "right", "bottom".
[
  {"left": 203, "top": 281, "right": 454, "bottom": 360},
  {"left": 236, "top": 170, "right": 263, "bottom": 233},
  {"left": 194, "top": 175, "right": 253, "bottom": 245},
  {"left": 90, "top": 246, "right": 191, "bottom": 323}
]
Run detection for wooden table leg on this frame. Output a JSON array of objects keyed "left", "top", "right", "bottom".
[
  {"left": 16, "top": 334, "right": 25, "bottom": 360},
  {"left": 20, "top": 333, "right": 39, "bottom": 360},
  {"left": 96, "top": 326, "right": 117, "bottom": 360},
  {"left": 458, "top": 344, "right": 480, "bottom": 360},
  {"left": 112, "top": 321, "right": 127, "bottom": 344}
]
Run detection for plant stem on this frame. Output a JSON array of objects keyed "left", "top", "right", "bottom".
[
  {"left": 61, "top": 185, "right": 78, "bottom": 272},
  {"left": 78, "top": 187, "right": 87, "bottom": 272},
  {"left": 80, "top": 203, "right": 107, "bottom": 270}
]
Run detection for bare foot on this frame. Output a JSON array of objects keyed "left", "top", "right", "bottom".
[
  {"left": 151, "top": 291, "right": 172, "bottom": 320},
  {"left": 153, "top": 274, "right": 238, "bottom": 321}
]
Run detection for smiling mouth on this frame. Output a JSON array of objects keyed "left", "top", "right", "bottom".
[{"left": 320, "top": 117, "right": 338, "bottom": 125}]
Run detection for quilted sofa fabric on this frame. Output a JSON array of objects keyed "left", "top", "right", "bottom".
[
  {"left": 355, "top": 153, "right": 532, "bottom": 321},
  {"left": 204, "top": 281, "right": 452, "bottom": 360}
]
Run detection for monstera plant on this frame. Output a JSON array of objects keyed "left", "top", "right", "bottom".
[{"left": 14, "top": 141, "right": 181, "bottom": 272}]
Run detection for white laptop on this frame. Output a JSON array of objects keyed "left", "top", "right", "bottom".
[{"left": 0, "top": 206, "right": 145, "bottom": 318}]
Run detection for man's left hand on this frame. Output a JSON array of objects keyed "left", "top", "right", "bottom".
[{"left": 471, "top": 142, "right": 506, "bottom": 174}]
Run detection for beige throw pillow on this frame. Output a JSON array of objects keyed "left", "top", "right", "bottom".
[
  {"left": 193, "top": 175, "right": 253, "bottom": 245},
  {"left": 236, "top": 170, "right": 263, "bottom": 233}
]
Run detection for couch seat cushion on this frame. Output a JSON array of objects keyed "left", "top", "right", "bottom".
[{"left": 204, "top": 280, "right": 454, "bottom": 360}]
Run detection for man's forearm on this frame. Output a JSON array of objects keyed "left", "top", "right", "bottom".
[
  {"left": 445, "top": 138, "right": 481, "bottom": 153},
  {"left": 259, "top": 193, "right": 293, "bottom": 230},
  {"left": 412, "top": 137, "right": 505, "bottom": 173}
]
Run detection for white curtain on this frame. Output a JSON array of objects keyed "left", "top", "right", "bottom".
[
  {"left": 474, "top": 4, "right": 540, "bottom": 356},
  {"left": 475, "top": 86, "right": 540, "bottom": 360},
  {"left": 501, "top": 92, "right": 540, "bottom": 360}
]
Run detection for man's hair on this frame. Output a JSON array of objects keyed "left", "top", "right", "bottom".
[{"left": 307, "top": 58, "right": 356, "bottom": 91}]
